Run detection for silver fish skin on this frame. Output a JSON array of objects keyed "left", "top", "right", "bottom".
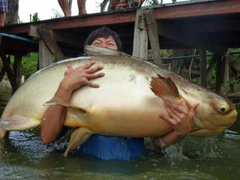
[{"left": 0, "top": 46, "right": 237, "bottom": 156}]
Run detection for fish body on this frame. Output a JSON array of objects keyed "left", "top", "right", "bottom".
[{"left": 0, "top": 46, "right": 237, "bottom": 156}]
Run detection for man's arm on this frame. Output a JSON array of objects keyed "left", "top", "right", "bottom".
[{"left": 40, "top": 61, "right": 105, "bottom": 144}]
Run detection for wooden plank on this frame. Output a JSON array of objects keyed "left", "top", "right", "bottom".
[
  {"left": 0, "top": 1, "right": 238, "bottom": 55},
  {"left": 38, "top": 39, "right": 53, "bottom": 69},
  {"left": 224, "top": 50, "right": 230, "bottom": 84},
  {"left": 29, "top": 25, "right": 84, "bottom": 48},
  {"left": 0, "top": 66, "right": 6, "bottom": 82},
  {"left": 13, "top": 55, "right": 22, "bottom": 86},
  {"left": 170, "top": 49, "right": 185, "bottom": 74},
  {"left": 144, "top": 8, "right": 162, "bottom": 67},
  {"left": 215, "top": 49, "right": 229, "bottom": 93},
  {"left": 153, "top": 0, "right": 240, "bottom": 20},
  {"left": 0, "top": 48, "right": 18, "bottom": 92},
  {"left": 132, "top": 9, "right": 148, "bottom": 59},
  {"left": 37, "top": 24, "right": 65, "bottom": 61},
  {"left": 206, "top": 54, "right": 218, "bottom": 82},
  {"left": 215, "top": 57, "right": 224, "bottom": 93},
  {"left": 1, "top": 0, "right": 239, "bottom": 33},
  {"left": 199, "top": 46, "right": 207, "bottom": 87},
  {"left": 0, "top": 0, "right": 238, "bottom": 59}
]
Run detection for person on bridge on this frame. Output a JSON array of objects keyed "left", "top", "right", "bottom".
[
  {"left": 40, "top": 26, "right": 199, "bottom": 160},
  {"left": 0, "top": 0, "right": 8, "bottom": 26},
  {"left": 58, "top": 0, "right": 87, "bottom": 17}
]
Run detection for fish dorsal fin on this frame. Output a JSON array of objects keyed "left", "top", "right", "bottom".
[
  {"left": 44, "top": 97, "right": 88, "bottom": 114},
  {"left": 150, "top": 74, "right": 181, "bottom": 102}
]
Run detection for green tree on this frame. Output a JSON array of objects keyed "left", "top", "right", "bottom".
[{"left": 31, "top": 13, "right": 40, "bottom": 22}]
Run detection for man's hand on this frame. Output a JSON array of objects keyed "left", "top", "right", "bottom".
[
  {"left": 152, "top": 100, "right": 199, "bottom": 148},
  {"left": 61, "top": 61, "right": 105, "bottom": 93}
]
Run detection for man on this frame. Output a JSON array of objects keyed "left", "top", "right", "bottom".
[
  {"left": 0, "top": 0, "right": 8, "bottom": 26},
  {"left": 40, "top": 26, "right": 198, "bottom": 160},
  {"left": 58, "top": 0, "right": 87, "bottom": 17}
]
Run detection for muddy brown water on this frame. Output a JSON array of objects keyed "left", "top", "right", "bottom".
[{"left": 1, "top": 82, "right": 240, "bottom": 180}]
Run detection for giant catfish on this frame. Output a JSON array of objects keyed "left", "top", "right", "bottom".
[{"left": 0, "top": 46, "right": 237, "bottom": 157}]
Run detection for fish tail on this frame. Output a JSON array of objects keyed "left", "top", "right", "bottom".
[{"left": 150, "top": 74, "right": 181, "bottom": 102}]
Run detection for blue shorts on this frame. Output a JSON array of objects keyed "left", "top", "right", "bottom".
[
  {"left": 77, "top": 134, "right": 145, "bottom": 160},
  {"left": 58, "top": 127, "right": 145, "bottom": 160},
  {"left": 0, "top": 0, "right": 8, "bottom": 13}
]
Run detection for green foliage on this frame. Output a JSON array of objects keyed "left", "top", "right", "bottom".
[
  {"left": 220, "top": 82, "right": 229, "bottom": 94},
  {"left": 21, "top": 53, "right": 38, "bottom": 79},
  {"left": 235, "top": 103, "right": 240, "bottom": 114},
  {"left": 190, "top": 53, "right": 216, "bottom": 86},
  {"left": 0, "top": 54, "right": 37, "bottom": 80},
  {"left": 221, "top": 77, "right": 238, "bottom": 94},
  {"left": 206, "top": 54, "right": 217, "bottom": 81},
  {"left": 230, "top": 48, "right": 240, "bottom": 60},
  {"left": 230, "top": 77, "right": 238, "bottom": 85},
  {"left": 192, "top": 77, "right": 200, "bottom": 84},
  {"left": 31, "top": 13, "right": 40, "bottom": 22},
  {"left": 186, "top": 50, "right": 240, "bottom": 94}
]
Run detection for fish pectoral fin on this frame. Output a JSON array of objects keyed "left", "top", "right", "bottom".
[
  {"left": 150, "top": 74, "right": 182, "bottom": 102},
  {"left": 66, "top": 107, "right": 89, "bottom": 119},
  {"left": 63, "top": 127, "right": 93, "bottom": 157},
  {"left": 0, "top": 128, "right": 8, "bottom": 139},
  {"left": 44, "top": 97, "right": 69, "bottom": 107},
  {"left": 192, "top": 115, "right": 204, "bottom": 129},
  {"left": 44, "top": 97, "right": 89, "bottom": 114},
  {"left": 1, "top": 115, "right": 40, "bottom": 131}
]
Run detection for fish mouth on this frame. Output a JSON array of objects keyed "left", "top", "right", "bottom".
[
  {"left": 190, "top": 111, "right": 237, "bottom": 136},
  {"left": 189, "top": 126, "right": 232, "bottom": 136}
]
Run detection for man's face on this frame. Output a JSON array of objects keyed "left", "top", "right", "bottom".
[{"left": 91, "top": 36, "right": 118, "bottom": 50}]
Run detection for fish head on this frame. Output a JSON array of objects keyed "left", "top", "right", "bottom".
[{"left": 190, "top": 93, "right": 237, "bottom": 136}]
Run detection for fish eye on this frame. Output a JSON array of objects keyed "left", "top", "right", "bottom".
[{"left": 220, "top": 105, "right": 226, "bottom": 112}]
